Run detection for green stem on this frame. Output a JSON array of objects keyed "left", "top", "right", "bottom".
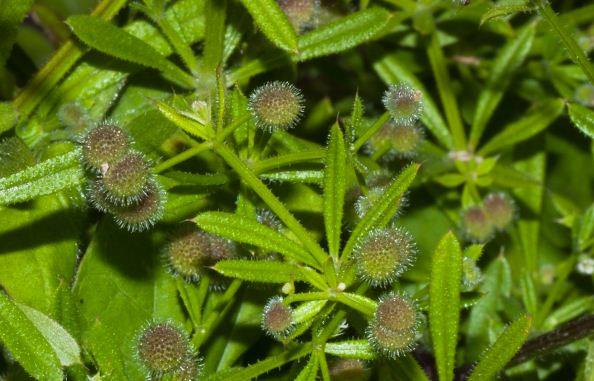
[
  {"left": 537, "top": 3, "right": 594, "bottom": 85},
  {"left": 285, "top": 292, "right": 329, "bottom": 304},
  {"left": 215, "top": 143, "right": 328, "bottom": 267},
  {"left": 154, "top": 113, "right": 251, "bottom": 173},
  {"left": 13, "top": 0, "right": 128, "bottom": 121},
  {"left": 426, "top": 32, "right": 466, "bottom": 150}
]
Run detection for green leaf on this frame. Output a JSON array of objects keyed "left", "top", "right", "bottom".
[
  {"left": 478, "top": 99, "right": 564, "bottom": 155},
  {"left": 430, "top": 231, "right": 463, "bottom": 381},
  {"left": 74, "top": 220, "right": 185, "bottom": 380},
  {"left": 203, "top": 0, "right": 227, "bottom": 71},
  {"left": 295, "top": 354, "right": 319, "bottom": 381},
  {"left": 195, "top": 211, "right": 319, "bottom": 268},
  {"left": 480, "top": 3, "right": 534, "bottom": 25},
  {"left": 324, "top": 340, "right": 375, "bottom": 360},
  {"left": 577, "top": 202, "right": 594, "bottom": 252},
  {"left": 0, "top": 102, "right": 18, "bottom": 134},
  {"left": 0, "top": 292, "right": 63, "bottom": 381},
  {"left": 153, "top": 99, "right": 215, "bottom": 141},
  {"left": 0, "top": 149, "right": 83, "bottom": 205},
  {"left": 470, "top": 24, "right": 535, "bottom": 148},
  {"left": 292, "top": 300, "right": 328, "bottom": 324},
  {"left": 238, "top": 0, "right": 298, "bottom": 52},
  {"left": 17, "top": 303, "right": 81, "bottom": 367},
  {"left": 568, "top": 102, "right": 594, "bottom": 139},
  {"left": 67, "top": 15, "right": 194, "bottom": 88},
  {"left": 214, "top": 259, "right": 313, "bottom": 284},
  {"left": 467, "top": 315, "right": 532, "bottom": 381},
  {"left": 341, "top": 163, "right": 420, "bottom": 260},
  {"left": 298, "top": 8, "right": 390, "bottom": 61},
  {"left": 0, "top": 0, "right": 35, "bottom": 66},
  {"left": 324, "top": 123, "right": 347, "bottom": 257},
  {"left": 388, "top": 353, "right": 431, "bottom": 381}
]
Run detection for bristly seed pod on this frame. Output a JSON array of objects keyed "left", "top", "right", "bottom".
[
  {"left": 81, "top": 123, "right": 131, "bottom": 172},
  {"left": 329, "top": 359, "right": 370, "bottom": 381},
  {"left": 382, "top": 84, "right": 423, "bottom": 125},
  {"left": 135, "top": 321, "right": 192, "bottom": 376},
  {"left": 164, "top": 224, "right": 236, "bottom": 284},
  {"left": 353, "top": 226, "right": 416, "bottom": 287},
  {"left": 100, "top": 151, "right": 152, "bottom": 205},
  {"left": 461, "top": 206, "right": 494, "bottom": 243},
  {"left": 277, "top": 0, "right": 320, "bottom": 33},
  {"left": 366, "top": 293, "right": 420, "bottom": 359},
  {"left": 112, "top": 180, "right": 166, "bottom": 232},
  {"left": 483, "top": 192, "right": 515, "bottom": 231},
  {"left": 171, "top": 355, "right": 203, "bottom": 381},
  {"left": 461, "top": 256, "right": 482, "bottom": 291},
  {"left": 248, "top": 81, "right": 305, "bottom": 131},
  {"left": 262, "top": 296, "right": 294, "bottom": 340}
]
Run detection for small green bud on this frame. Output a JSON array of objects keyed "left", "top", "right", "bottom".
[
  {"left": 382, "top": 84, "right": 423, "bottom": 125},
  {"left": 461, "top": 206, "right": 494, "bottom": 243},
  {"left": 164, "top": 225, "right": 236, "bottom": 283},
  {"left": 483, "top": 192, "right": 515, "bottom": 231},
  {"left": 277, "top": 0, "right": 320, "bottom": 32},
  {"left": 329, "top": 359, "right": 370, "bottom": 381},
  {"left": 81, "top": 123, "right": 131, "bottom": 172},
  {"left": 112, "top": 180, "right": 166, "bottom": 232},
  {"left": 262, "top": 296, "right": 294, "bottom": 340},
  {"left": 58, "top": 102, "right": 91, "bottom": 131},
  {"left": 248, "top": 81, "right": 305, "bottom": 131},
  {"left": 100, "top": 152, "right": 152, "bottom": 205},
  {"left": 136, "top": 322, "right": 191, "bottom": 376},
  {"left": 461, "top": 256, "right": 482, "bottom": 291},
  {"left": 354, "top": 227, "right": 416, "bottom": 287},
  {"left": 366, "top": 293, "right": 420, "bottom": 359},
  {"left": 575, "top": 83, "right": 594, "bottom": 107}
]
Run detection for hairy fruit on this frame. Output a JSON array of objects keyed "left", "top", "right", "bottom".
[{"left": 248, "top": 81, "right": 305, "bottom": 131}]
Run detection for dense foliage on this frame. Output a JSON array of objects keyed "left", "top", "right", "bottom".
[{"left": 1, "top": 0, "right": 594, "bottom": 380}]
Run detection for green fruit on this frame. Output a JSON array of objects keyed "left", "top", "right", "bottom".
[
  {"left": 261, "top": 296, "right": 294, "bottom": 340},
  {"left": 136, "top": 322, "right": 191, "bottom": 375},
  {"left": 354, "top": 227, "right": 416, "bottom": 287},
  {"left": 329, "top": 359, "right": 369, "bottom": 381},
  {"left": 483, "top": 192, "right": 515, "bottom": 231},
  {"left": 248, "top": 81, "right": 305, "bottom": 131},
  {"left": 112, "top": 180, "right": 166, "bottom": 232},
  {"left": 81, "top": 123, "right": 131, "bottom": 172},
  {"left": 366, "top": 293, "right": 420, "bottom": 359},
  {"left": 461, "top": 206, "right": 494, "bottom": 243},
  {"left": 461, "top": 256, "right": 482, "bottom": 291},
  {"left": 382, "top": 84, "right": 423, "bottom": 125},
  {"left": 164, "top": 225, "right": 236, "bottom": 283},
  {"left": 100, "top": 152, "right": 151, "bottom": 205},
  {"left": 277, "top": 0, "right": 319, "bottom": 32}
]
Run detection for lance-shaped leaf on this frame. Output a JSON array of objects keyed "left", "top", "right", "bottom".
[
  {"left": 478, "top": 99, "right": 564, "bottom": 155},
  {"left": 467, "top": 315, "right": 532, "bottom": 381},
  {"left": 0, "top": 292, "right": 63, "bottom": 381},
  {"left": 17, "top": 303, "right": 81, "bottom": 367},
  {"left": 292, "top": 300, "right": 328, "bottom": 324},
  {"left": 195, "top": 211, "right": 319, "bottom": 268},
  {"left": 214, "top": 259, "right": 326, "bottom": 290},
  {"left": 323, "top": 123, "right": 347, "bottom": 257},
  {"left": 325, "top": 340, "right": 375, "bottom": 360},
  {"left": 238, "top": 0, "right": 298, "bottom": 52},
  {"left": 430, "top": 231, "right": 462, "bottom": 381},
  {"left": 0, "top": 149, "right": 84, "bottom": 205},
  {"left": 568, "top": 102, "right": 594, "bottom": 139},
  {"left": 67, "top": 15, "right": 194, "bottom": 88},
  {"left": 470, "top": 24, "right": 535, "bottom": 148},
  {"left": 153, "top": 100, "right": 215, "bottom": 141},
  {"left": 298, "top": 8, "right": 390, "bottom": 61},
  {"left": 341, "top": 163, "right": 419, "bottom": 260}
]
